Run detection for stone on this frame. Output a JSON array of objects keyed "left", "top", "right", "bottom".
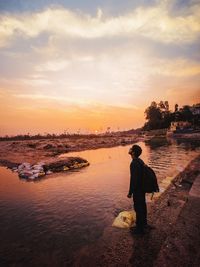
[{"left": 16, "top": 157, "right": 89, "bottom": 181}]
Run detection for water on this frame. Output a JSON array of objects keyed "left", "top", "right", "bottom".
[{"left": 0, "top": 140, "right": 199, "bottom": 266}]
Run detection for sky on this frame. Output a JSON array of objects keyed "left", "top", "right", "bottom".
[{"left": 0, "top": 0, "right": 200, "bottom": 135}]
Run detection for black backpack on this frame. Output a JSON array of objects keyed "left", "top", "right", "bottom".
[{"left": 141, "top": 164, "right": 159, "bottom": 193}]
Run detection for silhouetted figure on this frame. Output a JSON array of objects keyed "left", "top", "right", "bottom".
[{"left": 127, "top": 145, "right": 147, "bottom": 235}]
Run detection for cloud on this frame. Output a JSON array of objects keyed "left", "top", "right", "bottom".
[
  {"left": 150, "top": 58, "right": 200, "bottom": 77},
  {"left": 12, "top": 92, "right": 103, "bottom": 107},
  {"left": 11, "top": 91, "right": 139, "bottom": 111},
  {"left": 20, "top": 78, "right": 52, "bottom": 86},
  {"left": 13, "top": 93, "right": 61, "bottom": 100},
  {"left": 35, "top": 59, "right": 69, "bottom": 72},
  {"left": 1, "top": 2, "right": 199, "bottom": 128},
  {"left": 0, "top": 2, "right": 200, "bottom": 48}
]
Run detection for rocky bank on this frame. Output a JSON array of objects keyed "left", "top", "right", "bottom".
[{"left": 73, "top": 155, "right": 200, "bottom": 267}]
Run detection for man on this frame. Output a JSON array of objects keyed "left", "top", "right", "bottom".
[{"left": 127, "top": 144, "right": 148, "bottom": 235}]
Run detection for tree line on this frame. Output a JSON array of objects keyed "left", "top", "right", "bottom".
[
  {"left": 0, "top": 133, "right": 98, "bottom": 142},
  {"left": 143, "top": 101, "right": 200, "bottom": 130}
]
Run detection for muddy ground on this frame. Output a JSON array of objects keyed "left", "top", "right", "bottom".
[{"left": 73, "top": 155, "right": 200, "bottom": 267}]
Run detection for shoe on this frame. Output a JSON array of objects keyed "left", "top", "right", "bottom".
[
  {"left": 130, "top": 227, "right": 144, "bottom": 236},
  {"left": 130, "top": 225, "right": 137, "bottom": 231}
]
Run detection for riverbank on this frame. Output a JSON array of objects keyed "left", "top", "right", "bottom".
[
  {"left": 1, "top": 131, "right": 199, "bottom": 168},
  {"left": 0, "top": 137, "right": 199, "bottom": 266},
  {"left": 74, "top": 154, "right": 200, "bottom": 267},
  {"left": 144, "top": 128, "right": 200, "bottom": 140},
  {"left": 0, "top": 134, "right": 140, "bottom": 166}
]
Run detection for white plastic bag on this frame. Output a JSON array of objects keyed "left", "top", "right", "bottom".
[{"left": 112, "top": 210, "right": 135, "bottom": 228}]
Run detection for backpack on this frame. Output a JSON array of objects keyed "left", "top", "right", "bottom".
[{"left": 141, "top": 164, "right": 159, "bottom": 193}]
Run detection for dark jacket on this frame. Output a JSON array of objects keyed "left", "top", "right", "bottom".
[{"left": 128, "top": 158, "right": 144, "bottom": 195}]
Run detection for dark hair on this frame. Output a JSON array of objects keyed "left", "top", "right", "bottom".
[{"left": 129, "top": 145, "right": 142, "bottom": 158}]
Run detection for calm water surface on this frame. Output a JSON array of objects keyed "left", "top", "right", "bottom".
[{"left": 0, "top": 140, "right": 199, "bottom": 266}]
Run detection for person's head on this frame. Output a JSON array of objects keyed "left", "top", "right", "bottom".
[{"left": 128, "top": 145, "right": 142, "bottom": 158}]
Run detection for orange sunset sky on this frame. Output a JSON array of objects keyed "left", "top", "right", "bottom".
[{"left": 0, "top": 0, "right": 200, "bottom": 135}]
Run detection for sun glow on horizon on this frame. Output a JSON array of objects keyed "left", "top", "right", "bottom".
[{"left": 0, "top": 0, "right": 200, "bottom": 135}]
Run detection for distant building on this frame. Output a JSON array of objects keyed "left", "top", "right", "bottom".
[
  {"left": 169, "top": 121, "right": 192, "bottom": 132},
  {"left": 190, "top": 104, "right": 200, "bottom": 115}
]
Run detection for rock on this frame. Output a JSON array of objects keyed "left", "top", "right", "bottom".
[
  {"left": 44, "top": 157, "right": 89, "bottom": 172},
  {"left": 121, "top": 139, "right": 127, "bottom": 145},
  {"left": 46, "top": 170, "right": 53, "bottom": 175},
  {"left": 19, "top": 170, "right": 33, "bottom": 179},
  {"left": 16, "top": 157, "right": 89, "bottom": 181},
  {"left": 29, "top": 175, "right": 36, "bottom": 180},
  {"left": 27, "top": 143, "right": 37, "bottom": 149},
  {"left": 43, "top": 144, "right": 54, "bottom": 149},
  {"left": 0, "top": 160, "right": 20, "bottom": 169},
  {"left": 17, "top": 162, "right": 45, "bottom": 180},
  {"left": 63, "top": 166, "right": 69, "bottom": 171}
]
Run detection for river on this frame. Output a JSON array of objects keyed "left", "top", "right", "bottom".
[{"left": 0, "top": 139, "right": 199, "bottom": 266}]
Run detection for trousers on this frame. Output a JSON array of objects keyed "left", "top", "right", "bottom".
[{"left": 133, "top": 192, "right": 147, "bottom": 230}]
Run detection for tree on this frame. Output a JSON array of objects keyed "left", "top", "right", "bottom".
[
  {"left": 164, "top": 101, "right": 169, "bottom": 111},
  {"left": 143, "top": 101, "right": 198, "bottom": 130},
  {"left": 144, "top": 101, "right": 172, "bottom": 130},
  {"left": 144, "top": 103, "right": 162, "bottom": 130},
  {"left": 181, "top": 105, "right": 193, "bottom": 122},
  {"left": 158, "top": 101, "right": 165, "bottom": 111}
]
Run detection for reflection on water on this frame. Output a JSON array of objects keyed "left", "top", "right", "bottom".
[
  {"left": 0, "top": 140, "right": 199, "bottom": 266},
  {"left": 145, "top": 136, "right": 171, "bottom": 149}
]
